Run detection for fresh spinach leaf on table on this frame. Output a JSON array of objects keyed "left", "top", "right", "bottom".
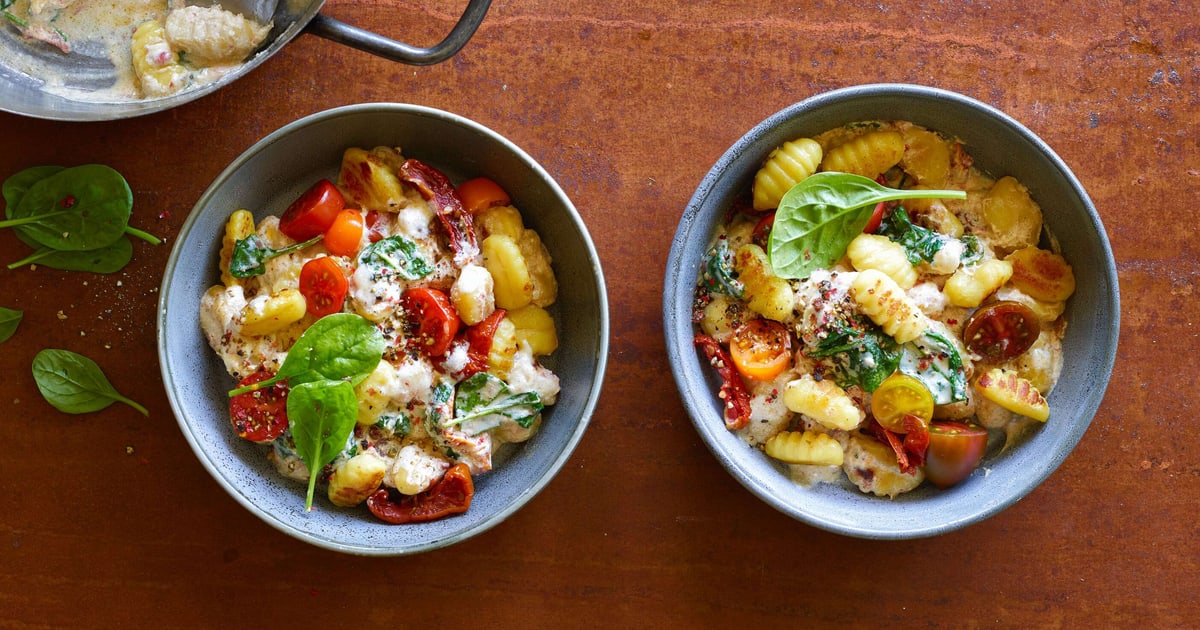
[
  {"left": 767, "top": 172, "right": 967, "bottom": 279},
  {"left": 32, "top": 348, "right": 149, "bottom": 416},
  {"left": 0, "top": 307, "right": 22, "bottom": 343}
]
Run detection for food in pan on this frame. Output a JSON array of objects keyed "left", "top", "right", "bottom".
[
  {"left": 693, "top": 120, "right": 1075, "bottom": 497},
  {"left": 199, "top": 146, "right": 561, "bottom": 522},
  {"left": 1, "top": 0, "right": 270, "bottom": 99}
]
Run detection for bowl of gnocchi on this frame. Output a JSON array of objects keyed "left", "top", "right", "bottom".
[
  {"left": 159, "top": 103, "right": 608, "bottom": 554},
  {"left": 664, "top": 84, "right": 1118, "bottom": 538}
]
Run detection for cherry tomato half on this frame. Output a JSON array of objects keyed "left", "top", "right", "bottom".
[
  {"left": 457, "top": 176, "right": 511, "bottom": 213},
  {"left": 299, "top": 256, "right": 348, "bottom": 317},
  {"left": 871, "top": 373, "right": 934, "bottom": 433},
  {"left": 279, "top": 179, "right": 346, "bottom": 241},
  {"left": 751, "top": 212, "right": 776, "bottom": 249},
  {"left": 923, "top": 421, "right": 989, "bottom": 488},
  {"left": 862, "top": 201, "right": 887, "bottom": 234},
  {"left": 963, "top": 301, "right": 1040, "bottom": 361},
  {"left": 729, "top": 318, "right": 792, "bottom": 381},
  {"left": 404, "top": 287, "right": 461, "bottom": 357},
  {"left": 323, "top": 208, "right": 364, "bottom": 257},
  {"left": 228, "top": 370, "right": 289, "bottom": 443},
  {"left": 364, "top": 210, "right": 390, "bottom": 243},
  {"left": 367, "top": 463, "right": 475, "bottom": 524}
]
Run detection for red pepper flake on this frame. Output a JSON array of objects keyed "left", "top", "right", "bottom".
[{"left": 60, "top": 195, "right": 77, "bottom": 208}]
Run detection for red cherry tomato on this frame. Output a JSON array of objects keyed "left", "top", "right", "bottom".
[
  {"left": 923, "top": 421, "right": 989, "bottom": 488},
  {"left": 279, "top": 179, "right": 346, "bottom": 241},
  {"left": 728, "top": 318, "right": 792, "bottom": 381},
  {"left": 228, "top": 370, "right": 289, "bottom": 443},
  {"left": 751, "top": 211, "right": 776, "bottom": 248},
  {"left": 863, "top": 201, "right": 887, "bottom": 234},
  {"left": 299, "top": 256, "right": 348, "bottom": 317},
  {"left": 323, "top": 208, "right": 364, "bottom": 257},
  {"left": 461, "top": 308, "right": 507, "bottom": 377},
  {"left": 457, "top": 177, "right": 511, "bottom": 213},
  {"left": 963, "top": 301, "right": 1040, "bottom": 361},
  {"left": 366, "top": 463, "right": 475, "bottom": 524},
  {"left": 364, "top": 210, "right": 389, "bottom": 243},
  {"left": 404, "top": 287, "right": 461, "bottom": 357}
]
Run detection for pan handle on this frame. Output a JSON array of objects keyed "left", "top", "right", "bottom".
[{"left": 303, "top": 0, "right": 492, "bottom": 66}]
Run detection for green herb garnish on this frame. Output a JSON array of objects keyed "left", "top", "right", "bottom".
[{"left": 32, "top": 349, "right": 148, "bottom": 416}]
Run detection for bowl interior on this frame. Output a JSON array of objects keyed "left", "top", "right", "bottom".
[
  {"left": 664, "top": 84, "right": 1119, "bottom": 539},
  {"left": 159, "top": 104, "right": 608, "bottom": 554}
]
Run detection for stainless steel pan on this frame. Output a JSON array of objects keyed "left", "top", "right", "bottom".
[{"left": 0, "top": 0, "right": 491, "bottom": 121}]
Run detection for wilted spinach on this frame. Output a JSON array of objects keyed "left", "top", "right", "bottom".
[
  {"left": 228, "top": 313, "right": 385, "bottom": 397},
  {"left": 358, "top": 234, "right": 432, "bottom": 280},
  {"left": 32, "top": 349, "right": 148, "bottom": 416},
  {"left": 0, "top": 307, "right": 21, "bottom": 343},
  {"left": 878, "top": 207, "right": 983, "bottom": 267},
  {"left": 229, "top": 233, "right": 323, "bottom": 278},
  {"left": 767, "top": 172, "right": 967, "bottom": 279},
  {"left": 448, "top": 372, "right": 544, "bottom": 435},
  {"left": 699, "top": 239, "right": 744, "bottom": 298},
  {"left": 898, "top": 329, "right": 968, "bottom": 405},
  {"left": 287, "top": 380, "right": 358, "bottom": 510},
  {"left": 809, "top": 319, "right": 900, "bottom": 392}
]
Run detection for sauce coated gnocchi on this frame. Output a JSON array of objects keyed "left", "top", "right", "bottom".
[
  {"left": 201, "top": 146, "right": 561, "bottom": 522},
  {"left": 694, "top": 120, "right": 1074, "bottom": 497}
]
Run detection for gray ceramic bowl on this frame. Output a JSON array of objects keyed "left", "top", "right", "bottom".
[
  {"left": 663, "top": 84, "right": 1119, "bottom": 539},
  {"left": 159, "top": 104, "right": 608, "bottom": 555}
]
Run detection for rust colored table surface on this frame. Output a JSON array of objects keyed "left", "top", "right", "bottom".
[{"left": 0, "top": 1, "right": 1194, "bottom": 627}]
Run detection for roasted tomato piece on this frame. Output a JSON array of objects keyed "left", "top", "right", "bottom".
[
  {"left": 963, "top": 301, "right": 1040, "bottom": 361},
  {"left": 728, "top": 318, "right": 791, "bottom": 382},
  {"left": 299, "top": 256, "right": 348, "bottom": 317},
  {"left": 694, "top": 334, "right": 753, "bottom": 430},
  {"left": 279, "top": 179, "right": 345, "bottom": 241},
  {"left": 460, "top": 308, "right": 506, "bottom": 377},
  {"left": 924, "top": 421, "right": 989, "bottom": 488},
  {"left": 228, "top": 370, "right": 289, "bottom": 443},
  {"left": 404, "top": 287, "right": 461, "bottom": 357},
  {"left": 367, "top": 463, "right": 475, "bottom": 524}
]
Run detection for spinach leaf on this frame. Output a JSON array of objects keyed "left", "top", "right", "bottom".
[
  {"left": 0, "top": 307, "right": 21, "bottom": 343},
  {"left": 228, "top": 313, "right": 385, "bottom": 397},
  {"left": 878, "top": 207, "right": 952, "bottom": 265},
  {"left": 286, "top": 380, "right": 358, "bottom": 510},
  {"left": 449, "top": 372, "right": 544, "bottom": 435},
  {"left": 4, "top": 166, "right": 138, "bottom": 272},
  {"left": 767, "top": 172, "right": 967, "bottom": 279},
  {"left": 6, "top": 237, "right": 133, "bottom": 272},
  {"left": 699, "top": 238, "right": 744, "bottom": 298},
  {"left": 960, "top": 234, "right": 984, "bottom": 266},
  {"left": 898, "top": 329, "right": 968, "bottom": 404},
  {"left": 375, "top": 412, "right": 412, "bottom": 436},
  {"left": 358, "top": 234, "right": 432, "bottom": 280},
  {"left": 423, "top": 379, "right": 458, "bottom": 458},
  {"left": 809, "top": 319, "right": 900, "bottom": 392},
  {"left": 0, "top": 164, "right": 159, "bottom": 256},
  {"left": 229, "top": 233, "right": 323, "bottom": 278},
  {"left": 32, "top": 349, "right": 148, "bottom": 416}
]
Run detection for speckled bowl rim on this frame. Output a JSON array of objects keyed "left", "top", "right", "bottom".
[
  {"left": 158, "top": 103, "right": 609, "bottom": 555},
  {"left": 663, "top": 84, "right": 1119, "bottom": 539}
]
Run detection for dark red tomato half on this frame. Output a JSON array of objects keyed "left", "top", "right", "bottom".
[
  {"left": 228, "top": 370, "right": 289, "bottom": 443},
  {"left": 460, "top": 308, "right": 507, "bottom": 377},
  {"left": 404, "top": 287, "right": 461, "bottom": 357},
  {"left": 963, "top": 301, "right": 1040, "bottom": 361},
  {"left": 367, "top": 463, "right": 475, "bottom": 524},
  {"left": 299, "top": 256, "right": 348, "bottom": 317},
  {"left": 923, "top": 421, "right": 989, "bottom": 489},
  {"left": 279, "top": 179, "right": 346, "bottom": 241}
]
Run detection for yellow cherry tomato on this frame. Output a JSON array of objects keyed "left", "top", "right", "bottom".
[
  {"left": 870, "top": 373, "right": 934, "bottom": 433},
  {"left": 728, "top": 318, "right": 792, "bottom": 381}
]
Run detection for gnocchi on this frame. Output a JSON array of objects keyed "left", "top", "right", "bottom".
[
  {"left": 201, "top": 151, "right": 562, "bottom": 523},
  {"left": 693, "top": 119, "right": 1074, "bottom": 498}
]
